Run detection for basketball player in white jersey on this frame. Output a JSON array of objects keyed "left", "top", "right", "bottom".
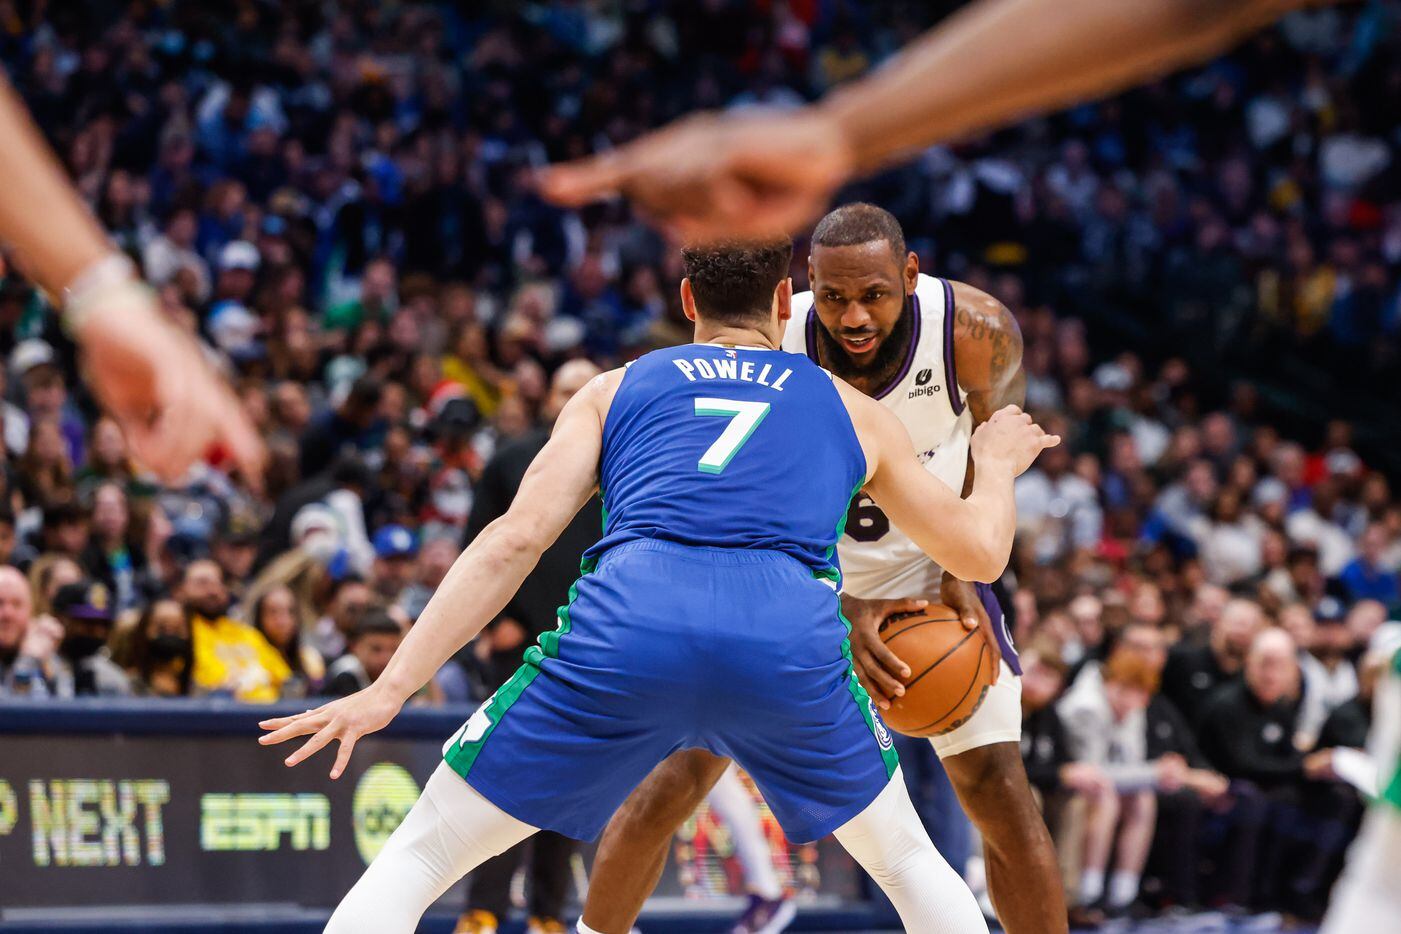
[{"left": 578, "top": 204, "right": 1063, "bottom": 934}]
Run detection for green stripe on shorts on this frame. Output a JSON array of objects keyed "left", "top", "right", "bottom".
[
  {"left": 443, "top": 553, "right": 599, "bottom": 778},
  {"left": 839, "top": 607, "right": 900, "bottom": 780}
]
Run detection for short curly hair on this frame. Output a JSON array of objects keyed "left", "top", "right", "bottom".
[
  {"left": 681, "top": 237, "right": 793, "bottom": 326},
  {"left": 812, "top": 202, "right": 906, "bottom": 260}
]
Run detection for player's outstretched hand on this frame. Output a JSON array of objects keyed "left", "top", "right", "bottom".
[
  {"left": 842, "top": 595, "right": 926, "bottom": 710},
  {"left": 969, "top": 405, "right": 1060, "bottom": 477},
  {"left": 537, "top": 108, "right": 853, "bottom": 241},
  {"left": 258, "top": 685, "right": 404, "bottom": 780},
  {"left": 74, "top": 275, "right": 264, "bottom": 486}
]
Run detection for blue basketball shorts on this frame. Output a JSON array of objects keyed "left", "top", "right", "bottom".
[{"left": 442, "top": 539, "right": 899, "bottom": 843}]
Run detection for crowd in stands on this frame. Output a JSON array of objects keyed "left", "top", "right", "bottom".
[{"left": 1, "top": 0, "right": 1401, "bottom": 927}]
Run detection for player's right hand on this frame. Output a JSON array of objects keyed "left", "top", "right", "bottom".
[
  {"left": 842, "top": 595, "right": 926, "bottom": 710},
  {"left": 75, "top": 276, "right": 265, "bottom": 486},
  {"left": 258, "top": 684, "right": 404, "bottom": 780},
  {"left": 969, "top": 405, "right": 1059, "bottom": 476}
]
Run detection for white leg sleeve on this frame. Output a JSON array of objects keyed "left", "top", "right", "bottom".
[
  {"left": 1321, "top": 807, "right": 1401, "bottom": 934},
  {"left": 326, "top": 763, "right": 537, "bottom": 934},
  {"left": 833, "top": 769, "right": 989, "bottom": 934},
  {"left": 706, "top": 765, "right": 783, "bottom": 899}
]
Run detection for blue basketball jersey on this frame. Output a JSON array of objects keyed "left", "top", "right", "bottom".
[{"left": 589, "top": 343, "right": 867, "bottom": 582}]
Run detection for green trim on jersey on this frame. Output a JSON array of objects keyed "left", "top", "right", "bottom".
[
  {"left": 825, "top": 480, "right": 899, "bottom": 779},
  {"left": 839, "top": 607, "right": 900, "bottom": 780},
  {"left": 1382, "top": 649, "right": 1401, "bottom": 811},
  {"left": 443, "top": 553, "right": 599, "bottom": 779}
]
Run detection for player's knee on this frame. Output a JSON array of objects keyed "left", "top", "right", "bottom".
[{"left": 951, "top": 748, "right": 1037, "bottom": 830}]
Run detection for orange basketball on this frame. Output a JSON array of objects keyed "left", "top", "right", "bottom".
[{"left": 877, "top": 605, "right": 995, "bottom": 737}]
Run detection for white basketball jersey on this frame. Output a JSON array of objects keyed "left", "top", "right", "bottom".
[{"left": 782, "top": 273, "right": 974, "bottom": 599}]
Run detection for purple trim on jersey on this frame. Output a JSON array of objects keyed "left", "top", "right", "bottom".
[
  {"left": 803, "top": 309, "right": 820, "bottom": 365},
  {"left": 976, "top": 581, "right": 1021, "bottom": 675},
  {"left": 942, "top": 278, "right": 966, "bottom": 417},
  {"left": 873, "top": 293, "right": 921, "bottom": 401}
]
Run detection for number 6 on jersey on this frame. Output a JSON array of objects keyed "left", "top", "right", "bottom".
[{"left": 693, "top": 398, "right": 771, "bottom": 474}]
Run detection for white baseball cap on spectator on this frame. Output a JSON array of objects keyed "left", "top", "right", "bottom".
[
  {"left": 1093, "top": 361, "right": 1133, "bottom": 392},
  {"left": 218, "top": 240, "right": 261, "bottom": 272},
  {"left": 9, "top": 339, "right": 55, "bottom": 378},
  {"left": 1253, "top": 476, "right": 1289, "bottom": 508},
  {"left": 207, "top": 300, "right": 263, "bottom": 361}
]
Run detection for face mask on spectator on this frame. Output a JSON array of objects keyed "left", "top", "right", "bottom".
[
  {"left": 60, "top": 633, "right": 106, "bottom": 661},
  {"left": 149, "top": 635, "right": 191, "bottom": 662}
]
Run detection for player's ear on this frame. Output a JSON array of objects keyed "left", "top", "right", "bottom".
[
  {"left": 679, "top": 277, "right": 698, "bottom": 323},
  {"left": 773, "top": 276, "right": 792, "bottom": 322},
  {"left": 904, "top": 251, "right": 919, "bottom": 293}
]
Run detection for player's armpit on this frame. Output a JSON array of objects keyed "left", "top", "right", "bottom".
[{"left": 499, "top": 372, "right": 615, "bottom": 550}]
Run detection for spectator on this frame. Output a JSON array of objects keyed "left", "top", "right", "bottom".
[
  {"left": 119, "top": 598, "right": 194, "bottom": 698},
  {"left": 251, "top": 584, "right": 324, "bottom": 698},
  {"left": 1294, "top": 600, "right": 1360, "bottom": 749},
  {"left": 310, "top": 576, "right": 374, "bottom": 662},
  {"left": 321, "top": 608, "right": 402, "bottom": 697},
  {"left": 1059, "top": 648, "right": 1190, "bottom": 917},
  {"left": 0, "top": 565, "right": 59, "bottom": 694},
  {"left": 1337, "top": 523, "right": 1400, "bottom": 606},
  {"left": 38, "top": 580, "right": 131, "bottom": 698},
  {"left": 80, "top": 482, "right": 145, "bottom": 614},
  {"left": 1015, "top": 435, "right": 1103, "bottom": 564},
  {"left": 183, "top": 559, "right": 289, "bottom": 702},
  {"left": 370, "top": 524, "right": 418, "bottom": 604},
  {"left": 1161, "top": 597, "right": 1265, "bottom": 726}
]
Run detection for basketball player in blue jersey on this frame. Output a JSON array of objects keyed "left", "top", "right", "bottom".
[
  {"left": 580, "top": 204, "right": 1063, "bottom": 934},
  {"left": 261, "top": 238, "right": 1057, "bottom": 933}
]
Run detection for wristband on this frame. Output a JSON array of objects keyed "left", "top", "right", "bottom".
[{"left": 61, "top": 253, "right": 140, "bottom": 336}]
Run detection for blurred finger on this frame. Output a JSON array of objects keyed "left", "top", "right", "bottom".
[
  {"left": 284, "top": 726, "right": 337, "bottom": 767},
  {"left": 210, "top": 381, "right": 267, "bottom": 492},
  {"left": 537, "top": 152, "right": 630, "bottom": 206}
]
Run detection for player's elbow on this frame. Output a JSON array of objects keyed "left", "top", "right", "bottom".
[
  {"left": 483, "top": 515, "right": 547, "bottom": 565},
  {"left": 949, "top": 536, "right": 1011, "bottom": 584}
]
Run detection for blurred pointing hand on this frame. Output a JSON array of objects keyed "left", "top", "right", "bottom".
[{"left": 538, "top": 109, "right": 854, "bottom": 242}]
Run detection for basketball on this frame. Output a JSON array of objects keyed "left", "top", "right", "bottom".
[{"left": 877, "top": 605, "right": 995, "bottom": 737}]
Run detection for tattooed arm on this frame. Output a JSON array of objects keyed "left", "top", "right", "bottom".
[{"left": 943, "top": 281, "right": 1026, "bottom": 675}]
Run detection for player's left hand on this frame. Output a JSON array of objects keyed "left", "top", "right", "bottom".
[
  {"left": 258, "top": 684, "right": 404, "bottom": 780},
  {"left": 940, "top": 571, "right": 1001, "bottom": 686}
]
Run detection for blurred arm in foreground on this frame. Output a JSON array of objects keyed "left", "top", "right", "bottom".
[
  {"left": 0, "top": 76, "right": 263, "bottom": 484},
  {"left": 541, "top": 0, "right": 1321, "bottom": 239}
]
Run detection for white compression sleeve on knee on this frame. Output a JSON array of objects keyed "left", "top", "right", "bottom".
[
  {"left": 833, "top": 769, "right": 989, "bottom": 933},
  {"left": 576, "top": 922, "right": 605, "bottom": 934},
  {"left": 326, "top": 763, "right": 537, "bottom": 934},
  {"left": 706, "top": 766, "right": 784, "bottom": 899}
]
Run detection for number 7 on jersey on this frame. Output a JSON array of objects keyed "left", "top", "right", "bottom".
[{"left": 693, "top": 398, "right": 770, "bottom": 474}]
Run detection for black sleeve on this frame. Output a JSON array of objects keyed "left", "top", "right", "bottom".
[
  {"left": 1199, "top": 693, "right": 1304, "bottom": 785},
  {"left": 1151, "top": 696, "right": 1209, "bottom": 769},
  {"left": 1022, "top": 709, "right": 1070, "bottom": 793},
  {"left": 462, "top": 452, "right": 510, "bottom": 549},
  {"left": 320, "top": 671, "right": 361, "bottom": 698},
  {"left": 1317, "top": 701, "right": 1370, "bottom": 751}
]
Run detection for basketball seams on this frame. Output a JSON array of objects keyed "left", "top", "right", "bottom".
[
  {"left": 901, "top": 626, "right": 979, "bottom": 690},
  {"left": 912, "top": 642, "right": 988, "bottom": 735}
]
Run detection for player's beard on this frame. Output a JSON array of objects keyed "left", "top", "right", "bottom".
[{"left": 816, "top": 294, "right": 915, "bottom": 386}]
